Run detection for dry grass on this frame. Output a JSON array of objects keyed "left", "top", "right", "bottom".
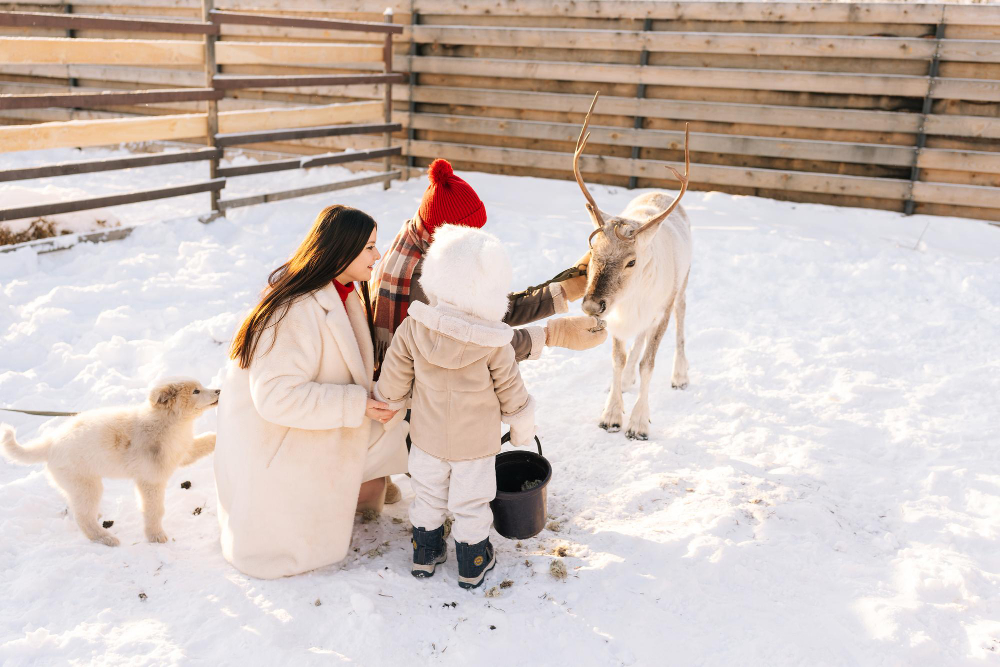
[{"left": 0, "top": 219, "right": 69, "bottom": 246}]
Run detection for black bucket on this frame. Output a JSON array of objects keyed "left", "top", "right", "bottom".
[{"left": 491, "top": 433, "right": 551, "bottom": 540}]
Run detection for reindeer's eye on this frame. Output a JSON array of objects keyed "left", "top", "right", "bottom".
[
  {"left": 626, "top": 259, "right": 636, "bottom": 268},
  {"left": 193, "top": 390, "right": 200, "bottom": 394}
]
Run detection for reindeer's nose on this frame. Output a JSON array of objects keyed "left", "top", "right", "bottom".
[{"left": 582, "top": 298, "right": 606, "bottom": 316}]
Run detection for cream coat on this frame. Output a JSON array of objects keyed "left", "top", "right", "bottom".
[
  {"left": 214, "top": 282, "right": 408, "bottom": 580},
  {"left": 375, "top": 300, "right": 535, "bottom": 461}
]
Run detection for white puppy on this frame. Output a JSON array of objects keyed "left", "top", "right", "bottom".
[{"left": 1, "top": 378, "right": 219, "bottom": 546}]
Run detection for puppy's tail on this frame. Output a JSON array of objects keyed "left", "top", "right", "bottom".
[{"left": 1, "top": 423, "right": 51, "bottom": 465}]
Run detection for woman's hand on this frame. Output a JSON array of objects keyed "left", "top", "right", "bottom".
[{"left": 366, "top": 398, "right": 397, "bottom": 424}]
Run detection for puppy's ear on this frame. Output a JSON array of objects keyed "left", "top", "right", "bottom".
[{"left": 151, "top": 383, "right": 181, "bottom": 409}]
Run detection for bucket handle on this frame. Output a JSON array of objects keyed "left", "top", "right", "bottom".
[{"left": 500, "top": 431, "right": 543, "bottom": 456}]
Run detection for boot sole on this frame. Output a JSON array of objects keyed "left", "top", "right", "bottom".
[
  {"left": 411, "top": 552, "right": 447, "bottom": 578},
  {"left": 457, "top": 553, "right": 496, "bottom": 589}
]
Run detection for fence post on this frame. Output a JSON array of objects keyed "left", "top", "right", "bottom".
[
  {"left": 382, "top": 8, "right": 394, "bottom": 189},
  {"left": 406, "top": 3, "right": 419, "bottom": 175},
  {"left": 904, "top": 20, "right": 945, "bottom": 217},
  {"left": 202, "top": 0, "right": 222, "bottom": 218},
  {"left": 627, "top": 18, "right": 652, "bottom": 190}
]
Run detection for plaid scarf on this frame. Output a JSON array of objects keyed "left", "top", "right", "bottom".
[{"left": 371, "top": 215, "right": 433, "bottom": 372}]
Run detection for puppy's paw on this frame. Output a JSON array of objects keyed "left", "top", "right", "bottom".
[
  {"left": 146, "top": 531, "right": 169, "bottom": 544},
  {"left": 95, "top": 533, "right": 120, "bottom": 547}
]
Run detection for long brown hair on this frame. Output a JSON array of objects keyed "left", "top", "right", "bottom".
[{"left": 230, "top": 204, "right": 377, "bottom": 369}]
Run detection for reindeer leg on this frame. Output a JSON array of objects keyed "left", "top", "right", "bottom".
[
  {"left": 621, "top": 332, "right": 647, "bottom": 393},
  {"left": 672, "top": 272, "right": 690, "bottom": 390},
  {"left": 626, "top": 309, "right": 672, "bottom": 441},
  {"left": 598, "top": 337, "right": 627, "bottom": 432}
]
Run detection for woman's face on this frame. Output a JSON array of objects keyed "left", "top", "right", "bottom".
[{"left": 337, "top": 228, "right": 380, "bottom": 284}]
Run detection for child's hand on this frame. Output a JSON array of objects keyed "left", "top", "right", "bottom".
[
  {"left": 510, "top": 423, "right": 536, "bottom": 447},
  {"left": 366, "top": 399, "right": 397, "bottom": 424}
]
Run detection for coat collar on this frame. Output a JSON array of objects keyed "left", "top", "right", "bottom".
[
  {"left": 408, "top": 300, "right": 513, "bottom": 348},
  {"left": 313, "top": 283, "right": 373, "bottom": 389}
]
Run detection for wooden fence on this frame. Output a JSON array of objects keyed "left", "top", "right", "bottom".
[
  {"left": 1, "top": 1, "right": 999, "bottom": 223},
  {"left": 0, "top": 3, "right": 402, "bottom": 232}
]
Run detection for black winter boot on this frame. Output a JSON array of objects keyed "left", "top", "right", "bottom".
[
  {"left": 411, "top": 525, "right": 447, "bottom": 578},
  {"left": 455, "top": 537, "right": 496, "bottom": 590}
]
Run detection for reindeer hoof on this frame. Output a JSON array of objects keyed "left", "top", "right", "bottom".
[
  {"left": 94, "top": 533, "right": 120, "bottom": 547},
  {"left": 599, "top": 421, "right": 621, "bottom": 433},
  {"left": 672, "top": 382, "right": 688, "bottom": 390},
  {"left": 146, "top": 531, "right": 169, "bottom": 544},
  {"left": 625, "top": 429, "right": 648, "bottom": 441}
]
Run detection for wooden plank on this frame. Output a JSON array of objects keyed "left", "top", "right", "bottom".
[
  {"left": 0, "top": 87, "right": 222, "bottom": 110},
  {"left": 405, "top": 56, "right": 932, "bottom": 97},
  {"left": 218, "top": 100, "right": 384, "bottom": 133},
  {"left": 218, "top": 170, "right": 399, "bottom": 210},
  {"left": 406, "top": 1, "right": 998, "bottom": 25},
  {"left": 0, "top": 112, "right": 207, "bottom": 152},
  {"left": 939, "top": 39, "right": 1000, "bottom": 64},
  {"left": 216, "top": 121, "right": 400, "bottom": 146},
  {"left": 0, "top": 36, "right": 204, "bottom": 65},
  {"left": 0, "top": 37, "right": 385, "bottom": 66},
  {"left": 215, "top": 40, "right": 383, "bottom": 65},
  {"left": 217, "top": 145, "right": 400, "bottom": 176},
  {"left": 917, "top": 148, "right": 1000, "bottom": 175},
  {"left": 0, "top": 178, "right": 225, "bottom": 222},
  {"left": 932, "top": 77, "right": 1000, "bottom": 103},
  {"left": 0, "top": 10, "right": 217, "bottom": 34},
  {"left": 213, "top": 72, "right": 405, "bottom": 90},
  {"left": 0, "top": 101, "right": 383, "bottom": 152},
  {"left": 911, "top": 180, "right": 1000, "bottom": 207},
  {"left": 411, "top": 25, "right": 953, "bottom": 60},
  {"left": 404, "top": 112, "right": 917, "bottom": 166},
  {"left": 405, "top": 139, "right": 912, "bottom": 199},
  {"left": 210, "top": 10, "right": 403, "bottom": 34},
  {"left": 0, "top": 147, "right": 220, "bottom": 182}
]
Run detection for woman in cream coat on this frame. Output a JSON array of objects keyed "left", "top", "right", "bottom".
[{"left": 214, "top": 205, "right": 408, "bottom": 579}]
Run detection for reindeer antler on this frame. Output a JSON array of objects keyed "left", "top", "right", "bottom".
[
  {"left": 614, "top": 123, "right": 690, "bottom": 242},
  {"left": 574, "top": 92, "right": 604, "bottom": 228}
]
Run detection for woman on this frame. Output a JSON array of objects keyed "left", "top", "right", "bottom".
[{"left": 214, "top": 205, "right": 409, "bottom": 580}]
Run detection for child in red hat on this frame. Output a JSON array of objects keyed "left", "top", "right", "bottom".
[{"left": 370, "top": 159, "right": 601, "bottom": 373}]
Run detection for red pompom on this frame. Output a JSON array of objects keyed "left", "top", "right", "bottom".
[{"left": 428, "top": 158, "right": 453, "bottom": 186}]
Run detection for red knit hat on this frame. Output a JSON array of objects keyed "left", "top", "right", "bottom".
[{"left": 417, "top": 159, "right": 487, "bottom": 233}]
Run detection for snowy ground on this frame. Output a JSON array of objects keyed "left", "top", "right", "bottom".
[{"left": 1, "top": 148, "right": 999, "bottom": 666}]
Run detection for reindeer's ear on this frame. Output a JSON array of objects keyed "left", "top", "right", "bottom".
[
  {"left": 151, "top": 383, "right": 181, "bottom": 408},
  {"left": 585, "top": 203, "right": 603, "bottom": 229}
]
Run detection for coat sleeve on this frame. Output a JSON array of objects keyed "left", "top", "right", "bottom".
[
  {"left": 503, "top": 282, "right": 568, "bottom": 327},
  {"left": 374, "top": 319, "right": 416, "bottom": 411},
  {"left": 489, "top": 345, "right": 533, "bottom": 418},
  {"left": 248, "top": 300, "right": 368, "bottom": 430}
]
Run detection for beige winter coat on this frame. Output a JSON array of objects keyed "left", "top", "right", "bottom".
[
  {"left": 375, "top": 300, "right": 535, "bottom": 461},
  {"left": 214, "top": 282, "right": 408, "bottom": 580}
]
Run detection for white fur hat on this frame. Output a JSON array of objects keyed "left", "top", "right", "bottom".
[{"left": 419, "top": 224, "right": 512, "bottom": 322}]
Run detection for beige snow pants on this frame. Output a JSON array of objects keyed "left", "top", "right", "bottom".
[{"left": 408, "top": 445, "right": 496, "bottom": 545}]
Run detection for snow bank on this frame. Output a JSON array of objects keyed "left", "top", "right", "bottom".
[{"left": 1, "top": 150, "right": 999, "bottom": 665}]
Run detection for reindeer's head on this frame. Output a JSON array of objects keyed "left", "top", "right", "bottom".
[{"left": 571, "top": 92, "right": 690, "bottom": 317}]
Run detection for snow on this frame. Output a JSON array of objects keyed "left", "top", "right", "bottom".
[{"left": 2, "top": 147, "right": 999, "bottom": 665}]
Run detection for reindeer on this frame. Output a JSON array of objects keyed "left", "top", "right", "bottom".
[{"left": 574, "top": 92, "right": 692, "bottom": 441}]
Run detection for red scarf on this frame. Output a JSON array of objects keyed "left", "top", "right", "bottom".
[
  {"left": 333, "top": 279, "right": 354, "bottom": 305},
  {"left": 370, "top": 216, "right": 433, "bottom": 371}
]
